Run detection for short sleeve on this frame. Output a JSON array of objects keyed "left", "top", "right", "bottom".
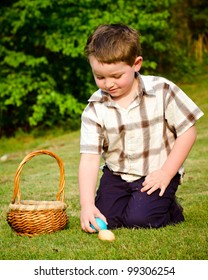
[
  {"left": 80, "top": 103, "right": 104, "bottom": 154},
  {"left": 165, "top": 81, "right": 204, "bottom": 137}
]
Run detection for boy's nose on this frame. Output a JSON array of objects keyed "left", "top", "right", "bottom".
[{"left": 105, "top": 80, "right": 115, "bottom": 89}]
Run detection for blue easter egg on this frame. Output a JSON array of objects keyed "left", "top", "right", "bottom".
[{"left": 90, "top": 218, "right": 107, "bottom": 231}]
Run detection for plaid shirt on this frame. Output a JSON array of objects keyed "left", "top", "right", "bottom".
[{"left": 80, "top": 74, "right": 203, "bottom": 181}]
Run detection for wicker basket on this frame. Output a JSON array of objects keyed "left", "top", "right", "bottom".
[{"left": 7, "top": 150, "right": 68, "bottom": 237}]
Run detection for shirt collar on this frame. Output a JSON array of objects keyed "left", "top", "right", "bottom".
[
  {"left": 88, "top": 72, "right": 155, "bottom": 103},
  {"left": 137, "top": 73, "right": 155, "bottom": 96}
]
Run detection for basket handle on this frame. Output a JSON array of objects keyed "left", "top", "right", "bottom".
[{"left": 11, "top": 150, "right": 65, "bottom": 204}]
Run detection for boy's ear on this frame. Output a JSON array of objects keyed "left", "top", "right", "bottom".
[{"left": 134, "top": 56, "right": 143, "bottom": 72}]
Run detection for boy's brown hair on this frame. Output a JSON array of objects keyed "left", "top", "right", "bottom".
[{"left": 85, "top": 24, "right": 142, "bottom": 66}]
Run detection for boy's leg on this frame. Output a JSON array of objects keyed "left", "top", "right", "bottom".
[
  {"left": 95, "top": 166, "right": 131, "bottom": 229},
  {"left": 122, "top": 174, "right": 184, "bottom": 228},
  {"left": 95, "top": 167, "right": 184, "bottom": 229}
]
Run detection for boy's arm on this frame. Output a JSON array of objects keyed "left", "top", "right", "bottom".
[
  {"left": 141, "top": 125, "right": 197, "bottom": 196},
  {"left": 78, "top": 153, "right": 106, "bottom": 232}
]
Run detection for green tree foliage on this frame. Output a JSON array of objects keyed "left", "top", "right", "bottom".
[
  {"left": 170, "top": 0, "right": 208, "bottom": 70},
  {"left": 0, "top": 0, "right": 87, "bottom": 136},
  {"left": 186, "top": 0, "right": 208, "bottom": 62},
  {"left": 0, "top": 0, "right": 206, "bottom": 137}
]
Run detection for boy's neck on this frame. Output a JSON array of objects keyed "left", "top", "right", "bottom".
[{"left": 111, "top": 78, "right": 139, "bottom": 109}]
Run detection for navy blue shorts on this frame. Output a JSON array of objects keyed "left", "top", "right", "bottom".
[{"left": 95, "top": 167, "right": 184, "bottom": 229}]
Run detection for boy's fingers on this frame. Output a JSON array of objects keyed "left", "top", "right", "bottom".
[
  {"left": 89, "top": 216, "right": 100, "bottom": 232},
  {"left": 81, "top": 223, "right": 95, "bottom": 233},
  {"left": 146, "top": 183, "right": 160, "bottom": 195},
  {"left": 141, "top": 182, "right": 153, "bottom": 192},
  {"left": 97, "top": 214, "right": 108, "bottom": 225},
  {"left": 159, "top": 186, "right": 166, "bottom": 197}
]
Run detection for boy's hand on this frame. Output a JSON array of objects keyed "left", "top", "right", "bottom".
[
  {"left": 141, "top": 169, "right": 172, "bottom": 196},
  {"left": 80, "top": 205, "right": 107, "bottom": 233}
]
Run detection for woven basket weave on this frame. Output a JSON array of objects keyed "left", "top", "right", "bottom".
[{"left": 7, "top": 150, "right": 68, "bottom": 237}]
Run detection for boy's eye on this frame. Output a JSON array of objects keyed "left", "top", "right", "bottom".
[
  {"left": 96, "top": 76, "right": 104, "bottom": 80},
  {"left": 95, "top": 74, "right": 122, "bottom": 80},
  {"left": 113, "top": 75, "right": 122, "bottom": 79}
]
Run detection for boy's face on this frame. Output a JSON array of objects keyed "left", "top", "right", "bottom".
[{"left": 89, "top": 56, "right": 142, "bottom": 100}]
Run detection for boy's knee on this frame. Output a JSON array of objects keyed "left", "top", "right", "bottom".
[{"left": 123, "top": 213, "right": 167, "bottom": 229}]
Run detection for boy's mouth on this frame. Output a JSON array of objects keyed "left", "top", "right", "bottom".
[{"left": 108, "top": 88, "right": 118, "bottom": 93}]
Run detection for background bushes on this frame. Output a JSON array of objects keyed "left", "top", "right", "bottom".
[{"left": 0, "top": 0, "right": 207, "bottom": 136}]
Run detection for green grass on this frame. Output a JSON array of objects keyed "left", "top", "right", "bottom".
[{"left": 0, "top": 73, "right": 207, "bottom": 260}]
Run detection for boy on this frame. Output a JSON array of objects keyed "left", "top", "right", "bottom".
[{"left": 78, "top": 24, "right": 203, "bottom": 232}]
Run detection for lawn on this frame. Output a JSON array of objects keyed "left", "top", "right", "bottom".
[{"left": 0, "top": 73, "right": 207, "bottom": 260}]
